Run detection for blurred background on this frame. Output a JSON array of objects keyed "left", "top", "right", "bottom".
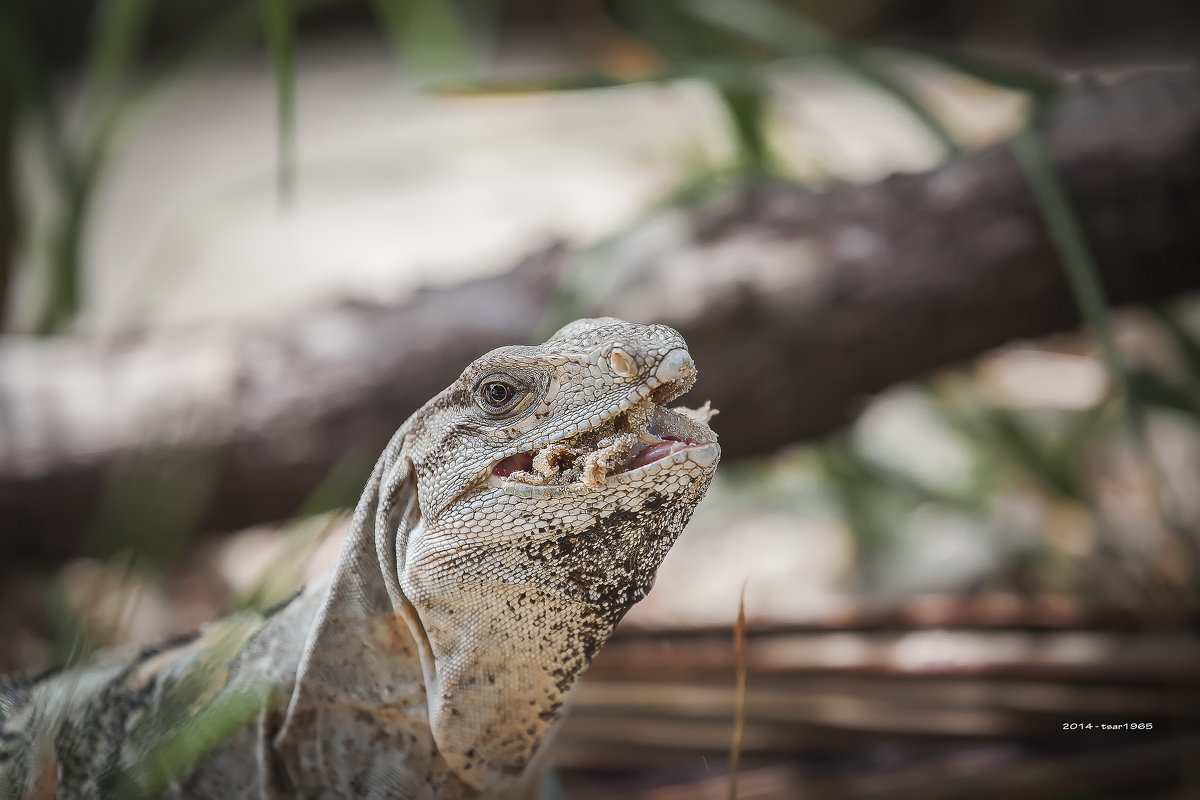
[{"left": 2, "top": 1, "right": 1200, "bottom": 797}]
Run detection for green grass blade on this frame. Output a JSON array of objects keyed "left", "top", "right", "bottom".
[
  {"left": 683, "top": 0, "right": 830, "bottom": 54},
  {"left": 1126, "top": 367, "right": 1200, "bottom": 417},
  {"left": 34, "top": 0, "right": 338, "bottom": 335},
  {"left": 0, "top": 10, "right": 19, "bottom": 331},
  {"left": 135, "top": 0, "right": 337, "bottom": 103},
  {"left": 816, "top": 438, "right": 893, "bottom": 589},
  {"left": 835, "top": 47, "right": 960, "bottom": 155},
  {"left": 261, "top": 0, "right": 297, "bottom": 203},
  {"left": 81, "top": 0, "right": 158, "bottom": 113},
  {"left": 1010, "top": 123, "right": 1123, "bottom": 373},
  {"left": 433, "top": 70, "right": 672, "bottom": 95},
  {"left": 623, "top": 0, "right": 724, "bottom": 62},
  {"left": 1154, "top": 306, "right": 1200, "bottom": 387},
  {"left": 714, "top": 73, "right": 771, "bottom": 176},
  {"left": 33, "top": 0, "right": 156, "bottom": 333}
]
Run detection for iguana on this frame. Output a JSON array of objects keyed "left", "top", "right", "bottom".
[{"left": 0, "top": 317, "right": 720, "bottom": 799}]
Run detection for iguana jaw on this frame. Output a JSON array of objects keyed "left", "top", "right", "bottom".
[{"left": 486, "top": 383, "right": 719, "bottom": 495}]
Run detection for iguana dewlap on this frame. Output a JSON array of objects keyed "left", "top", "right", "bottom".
[{"left": 0, "top": 318, "right": 720, "bottom": 799}]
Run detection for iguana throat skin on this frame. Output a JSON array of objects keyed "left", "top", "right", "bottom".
[{"left": 0, "top": 318, "right": 720, "bottom": 799}]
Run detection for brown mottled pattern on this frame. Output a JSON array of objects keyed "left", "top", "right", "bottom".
[{"left": 0, "top": 318, "right": 720, "bottom": 799}]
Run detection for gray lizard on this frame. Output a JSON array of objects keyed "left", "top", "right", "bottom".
[{"left": 0, "top": 317, "right": 720, "bottom": 799}]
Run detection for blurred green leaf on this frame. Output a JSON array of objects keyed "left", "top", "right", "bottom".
[
  {"left": 30, "top": 0, "right": 337, "bottom": 333},
  {"left": 817, "top": 438, "right": 896, "bottom": 588},
  {"left": 715, "top": 74, "right": 772, "bottom": 176},
  {"left": 140, "top": 0, "right": 333, "bottom": 100},
  {"left": 622, "top": 0, "right": 778, "bottom": 175},
  {"left": 44, "top": 576, "right": 101, "bottom": 666},
  {"left": 35, "top": 0, "right": 157, "bottom": 333},
  {"left": 684, "top": 0, "right": 960, "bottom": 154},
  {"left": 833, "top": 47, "right": 960, "bottom": 155},
  {"left": 1154, "top": 306, "right": 1200, "bottom": 388},
  {"left": 627, "top": 0, "right": 733, "bottom": 62},
  {"left": 930, "top": 388, "right": 1087, "bottom": 502},
  {"left": 81, "top": 0, "right": 158, "bottom": 115},
  {"left": 1126, "top": 367, "right": 1200, "bottom": 417},
  {"left": 855, "top": 450, "right": 985, "bottom": 512},
  {"left": 0, "top": 7, "right": 69, "bottom": 179},
  {"left": 1051, "top": 391, "right": 1118, "bottom": 465},
  {"left": 684, "top": 0, "right": 831, "bottom": 55},
  {"left": 1011, "top": 124, "right": 1123, "bottom": 375},
  {"left": 36, "top": 130, "right": 111, "bottom": 334},
  {"left": 84, "top": 450, "right": 220, "bottom": 572},
  {"left": 0, "top": 9, "right": 20, "bottom": 331},
  {"left": 371, "top": 0, "right": 477, "bottom": 85},
  {"left": 981, "top": 406, "right": 1086, "bottom": 501},
  {"left": 436, "top": 70, "right": 669, "bottom": 95},
  {"left": 261, "top": 0, "right": 297, "bottom": 202},
  {"left": 109, "top": 614, "right": 278, "bottom": 799}
]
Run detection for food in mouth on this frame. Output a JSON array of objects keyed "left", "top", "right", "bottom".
[{"left": 492, "top": 400, "right": 717, "bottom": 488}]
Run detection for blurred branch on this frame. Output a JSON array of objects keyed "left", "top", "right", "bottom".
[{"left": 3, "top": 71, "right": 1200, "bottom": 559}]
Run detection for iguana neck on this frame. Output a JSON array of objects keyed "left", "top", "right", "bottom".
[
  {"left": 402, "top": 573, "right": 627, "bottom": 792},
  {"left": 283, "top": 515, "right": 613, "bottom": 796}
]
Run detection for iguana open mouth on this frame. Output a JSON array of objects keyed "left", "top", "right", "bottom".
[{"left": 489, "top": 384, "right": 718, "bottom": 490}]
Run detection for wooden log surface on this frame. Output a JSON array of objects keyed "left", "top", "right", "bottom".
[{"left": 3, "top": 71, "right": 1200, "bottom": 558}]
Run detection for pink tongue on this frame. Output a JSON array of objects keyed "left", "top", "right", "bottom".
[
  {"left": 493, "top": 451, "right": 535, "bottom": 476},
  {"left": 627, "top": 438, "right": 685, "bottom": 470}
]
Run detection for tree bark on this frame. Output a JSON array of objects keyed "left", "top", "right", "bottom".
[{"left": 3, "top": 71, "right": 1199, "bottom": 560}]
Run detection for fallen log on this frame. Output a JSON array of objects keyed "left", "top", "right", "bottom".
[{"left": 3, "top": 71, "right": 1200, "bottom": 558}]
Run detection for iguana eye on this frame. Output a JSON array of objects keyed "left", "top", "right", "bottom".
[
  {"left": 484, "top": 382, "right": 514, "bottom": 407},
  {"left": 476, "top": 377, "right": 522, "bottom": 414}
]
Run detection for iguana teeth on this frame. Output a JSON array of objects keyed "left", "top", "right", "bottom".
[{"left": 489, "top": 389, "right": 717, "bottom": 490}]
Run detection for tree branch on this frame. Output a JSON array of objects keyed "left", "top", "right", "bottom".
[{"left": 3, "top": 71, "right": 1199, "bottom": 560}]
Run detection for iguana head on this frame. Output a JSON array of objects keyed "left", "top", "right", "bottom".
[
  {"left": 400, "top": 316, "right": 719, "bottom": 605},
  {"left": 374, "top": 317, "right": 719, "bottom": 790}
]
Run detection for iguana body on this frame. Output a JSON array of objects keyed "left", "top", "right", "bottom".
[{"left": 0, "top": 318, "right": 720, "bottom": 799}]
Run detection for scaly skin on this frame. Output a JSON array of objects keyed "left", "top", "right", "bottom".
[{"left": 0, "top": 318, "right": 720, "bottom": 799}]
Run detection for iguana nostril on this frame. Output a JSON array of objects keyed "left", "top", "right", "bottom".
[
  {"left": 608, "top": 347, "right": 638, "bottom": 378},
  {"left": 654, "top": 348, "right": 695, "bottom": 383}
]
